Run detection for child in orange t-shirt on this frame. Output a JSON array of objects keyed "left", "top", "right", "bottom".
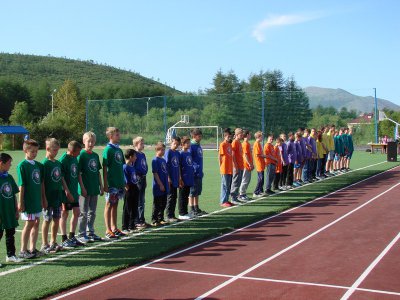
[
  {"left": 219, "top": 128, "right": 234, "bottom": 208},
  {"left": 273, "top": 138, "right": 283, "bottom": 191},
  {"left": 230, "top": 128, "right": 244, "bottom": 204},
  {"left": 252, "top": 131, "right": 265, "bottom": 197},
  {"left": 264, "top": 134, "right": 278, "bottom": 195},
  {"left": 239, "top": 130, "right": 253, "bottom": 201}
]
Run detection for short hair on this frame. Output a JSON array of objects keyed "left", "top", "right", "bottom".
[
  {"left": 0, "top": 153, "right": 12, "bottom": 164},
  {"left": 155, "top": 141, "right": 166, "bottom": 151},
  {"left": 106, "top": 127, "right": 119, "bottom": 138},
  {"left": 234, "top": 128, "right": 243, "bottom": 135},
  {"left": 124, "top": 148, "right": 137, "bottom": 160},
  {"left": 243, "top": 129, "right": 250, "bottom": 136},
  {"left": 267, "top": 134, "right": 274, "bottom": 139},
  {"left": 191, "top": 128, "right": 202, "bottom": 136},
  {"left": 83, "top": 131, "right": 96, "bottom": 142},
  {"left": 304, "top": 128, "right": 310, "bottom": 133},
  {"left": 254, "top": 131, "right": 263, "bottom": 139},
  {"left": 223, "top": 128, "right": 232, "bottom": 136},
  {"left": 68, "top": 141, "right": 82, "bottom": 152},
  {"left": 172, "top": 136, "right": 181, "bottom": 144},
  {"left": 45, "top": 138, "right": 60, "bottom": 148},
  {"left": 295, "top": 132, "right": 302, "bottom": 139},
  {"left": 132, "top": 136, "right": 144, "bottom": 147},
  {"left": 23, "top": 139, "right": 39, "bottom": 151},
  {"left": 288, "top": 132, "right": 294, "bottom": 138},
  {"left": 181, "top": 136, "right": 191, "bottom": 146}
]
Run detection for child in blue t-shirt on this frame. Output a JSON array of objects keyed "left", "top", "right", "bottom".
[
  {"left": 151, "top": 142, "right": 169, "bottom": 227},
  {"left": 122, "top": 149, "right": 139, "bottom": 233},
  {"left": 164, "top": 136, "right": 181, "bottom": 223},
  {"left": 178, "top": 136, "right": 195, "bottom": 220}
]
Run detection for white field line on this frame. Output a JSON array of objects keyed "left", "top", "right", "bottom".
[
  {"left": 47, "top": 162, "right": 398, "bottom": 299},
  {"left": 194, "top": 181, "right": 400, "bottom": 300},
  {"left": 340, "top": 232, "right": 400, "bottom": 300}
]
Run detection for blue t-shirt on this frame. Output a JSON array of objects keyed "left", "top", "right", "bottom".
[
  {"left": 123, "top": 163, "right": 138, "bottom": 185},
  {"left": 180, "top": 151, "right": 194, "bottom": 187},
  {"left": 190, "top": 141, "right": 203, "bottom": 178},
  {"left": 134, "top": 151, "right": 148, "bottom": 176},
  {"left": 152, "top": 157, "right": 169, "bottom": 197},
  {"left": 164, "top": 149, "right": 180, "bottom": 188}
]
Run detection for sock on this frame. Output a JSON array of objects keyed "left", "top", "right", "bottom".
[
  {"left": 194, "top": 205, "right": 199, "bottom": 212},
  {"left": 190, "top": 205, "right": 195, "bottom": 212},
  {"left": 68, "top": 232, "right": 75, "bottom": 240},
  {"left": 62, "top": 234, "right": 68, "bottom": 242}
]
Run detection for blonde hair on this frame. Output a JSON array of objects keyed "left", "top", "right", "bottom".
[
  {"left": 83, "top": 131, "right": 96, "bottom": 142},
  {"left": 106, "top": 127, "right": 119, "bottom": 138},
  {"left": 45, "top": 138, "right": 60, "bottom": 148},
  {"left": 132, "top": 136, "right": 144, "bottom": 147},
  {"left": 254, "top": 131, "right": 263, "bottom": 139},
  {"left": 234, "top": 128, "right": 243, "bottom": 135}
]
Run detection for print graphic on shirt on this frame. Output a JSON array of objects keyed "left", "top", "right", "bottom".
[
  {"left": 115, "top": 151, "right": 123, "bottom": 164},
  {"left": 171, "top": 156, "right": 179, "bottom": 167},
  {"left": 51, "top": 167, "right": 62, "bottom": 183},
  {"left": 0, "top": 182, "right": 13, "bottom": 199},
  {"left": 88, "top": 159, "right": 98, "bottom": 172},
  {"left": 71, "top": 164, "right": 78, "bottom": 178},
  {"left": 227, "top": 146, "right": 232, "bottom": 155},
  {"left": 140, "top": 158, "right": 148, "bottom": 171},
  {"left": 161, "top": 162, "right": 168, "bottom": 174},
  {"left": 131, "top": 172, "right": 138, "bottom": 184},
  {"left": 186, "top": 156, "right": 193, "bottom": 166},
  {"left": 197, "top": 147, "right": 203, "bottom": 157},
  {"left": 32, "top": 169, "right": 41, "bottom": 184}
]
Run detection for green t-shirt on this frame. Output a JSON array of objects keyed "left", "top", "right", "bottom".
[
  {"left": 78, "top": 150, "right": 102, "bottom": 196},
  {"left": 0, "top": 174, "right": 19, "bottom": 230},
  {"left": 102, "top": 145, "right": 124, "bottom": 189},
  {"left": 42, "top": 158, "right": 63, "bottom": 207},
  {"left": 17, "top": 160, "right": 43, "bottom": 214},
  {"left": 59, "top": 153, "right": 79, "bottom": 203}
]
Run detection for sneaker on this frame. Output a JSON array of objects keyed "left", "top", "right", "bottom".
[
  {"left": 220, "top": 202, "right": 233, "bottom": 208},
  {"left": 121, "top": 229, "right": 131, "bottom": 235},
  {"left": 231, "top": 199, "right": 242, "bottom": 205},
  {"left": 19, "top": 251, "right": 35, "bottom": 259},
  {"left": 266, "top": 189, "right": 275, "bottom": 195},
  {"left": 159, "top": 220, "right": 169, "bottom": 225},
  {"left": 61, "top": 239, "right": 77, "bottom": 250},
  {"left": 135, "top": 223, "right": 147, "bottom": 230},
  {"left": 188, "top": 211, "right": 197, "bottom": 218},
  {"left": 151, "top": 221, "right": 161, "bottom": 227},
  {"left": 70, "top": 237, "right": 85, "bottom": 247},
  {"left": 48, "top": 243, "right": 61, "bottom": 253},
  {"left": 166, "top": 217, "right": 179, "bottom": 223},
  {"left": 105, "top": 231, "right": 118, "bottom": 240},
  {"left": 29, "top": 249, "right": 43, "bottom": 257},
  {"left": 113, "top": 229, "right": 127, "bottom": 237},
  {"left": 88, "top": 233, "right": 103, "bottom": 242},
  {"left": 252, "top": 193, "right": 262, "bottom": 198},
  {"left": 178, "top": 214, "right": 191, "bottom": 220},
  {"left": 6, "top": 255, "right": 23, "bottom": 263},
  {"left": 76, "top": 235, "right": 91, "bottom": 244},
  {"left": 195, "top": 208, "right": 208, "bottom": 216},
  {"left": 40, "top": 244, "right": 51, "bottom": 254}
]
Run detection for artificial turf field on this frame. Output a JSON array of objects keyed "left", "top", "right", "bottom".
[{"left": 0, "top": 148, "right": 398, "bottom": 299}]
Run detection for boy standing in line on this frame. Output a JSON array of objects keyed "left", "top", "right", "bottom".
[
  {"left": 264, "top": 134, "right": 278, "bottom": 195},
  {"left": 178, "top": 136, "right": 195, "bottom": 219},
  {"left": 252, "top": 131, "right": 265, "bottom": 197},
  {"left": 103, "top": 127, "right": 126, "bottom": 239},
  {"left": 293, "top": 132, "right": 304, "bottom": 186},
  {"left": 77, "top": 132, "right": 104, "bottom": 243},
  {"left": 164, "top": 136, "right": 181, "bottom": 223},
  {"left": 239, "top": 130, "right": 253, "bottom": 201},
  {"left": 122, "top": 149, "right": 139, "bottom": 233},
  {"left": 60, "top": 141, "right": 83, "bottom": 249},
  {"left": 219, "top": 128, "right": 234, "bottom": 207},
  {"left": 0, "top": 153, "right": 22, "bottom": 264},
  {"left": 279, "top": 133, "right": 288, "bottom": 190},
  {"left": 189, "top": 128, "right": 207, "bottom": 215},
  {"left": 285, "top": 132, "right": 296, "bottom": 189},
  {"left": 151, "top": 142, "right": 169, "bottom": 226},
  {"left": 326, "top": 125, "right": 336, "bottom": 175},
  {"left": 41, "top": 138, "right": 63, "bottom": 253},
  {"left": 132, "top": 137, "right": 149, "bottom": 230},
  {"left": 230, "top": 128, "right": 244, "bottom": 204},
  {"left": 18, "top": 139, "right": 46, "bottom": 259}
]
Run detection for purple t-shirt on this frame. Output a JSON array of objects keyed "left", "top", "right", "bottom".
[
  {"left": 295, "top": 140, "right": 303, "bottom": 163},
  {"left": 286, "top": 140, "right": 297, "bottom": 164},
  {"left": 164, "top": 149, "right": 180, "bottom": 188},
  {"left": 152, "top": 157, "right": 169, "bottom": 197},
  {"left": 309, "top": 136, "right": 317, "bottom": 156},
  {"left": 280, "top": 143, "right": 288, "bottom": 165}
]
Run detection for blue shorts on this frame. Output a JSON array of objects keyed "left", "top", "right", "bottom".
[
  {"left": 43, "top": 206, "right": 61, "bottom": 221},
  {"left": 327, "top": 150, "right": 335, "bottom": 161},
  {"left": 294, "top": 164, "right": 301, "bottom": 169},
  {"left": 105, "top": 187, "right": 125, "bottom": 205},
  {"left": 346, "top": 151, "right": 353, "bottom": 159},
  {"left": 189, "top": 177, "right": 202, "bottom": 197}
]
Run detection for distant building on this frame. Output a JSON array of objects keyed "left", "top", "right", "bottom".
[{"left": 348, "top": 113, "right": 374, "bottom": 129}]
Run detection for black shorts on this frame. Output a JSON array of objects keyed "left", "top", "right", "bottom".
[{"left": 62, "top": 202, "right": 80, "bottom": 211}]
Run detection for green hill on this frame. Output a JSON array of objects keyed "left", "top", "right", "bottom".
[{"left": 0, "top": 53, "right": 180, "bottom": 97}]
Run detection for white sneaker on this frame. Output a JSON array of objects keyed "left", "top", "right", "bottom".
[
  {"left": 76, "top": 235, "right": 91, "bottom": 244},
  {"left": 178, "top": 214, "right": 191, "bottom": 220},
  {"left": 6, "top": 255, "right": 23, "bottom": 263},
  {"left": 252, "top": 193, "right": 262, "bottom": 198}
]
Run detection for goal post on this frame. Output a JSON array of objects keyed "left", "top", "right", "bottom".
[{"left": 167, "top": 125, "right": 221, "bottom": 150}]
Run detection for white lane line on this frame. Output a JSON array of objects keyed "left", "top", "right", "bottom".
[
  {"left": 340, "top": 232, "right": 400, "bottom": 300},
  {"left": 194, "top": 181, "right": 400, "bottom": 300},
  {"left": 2, "top": 161, "right": 391, "bottom": 279},
  {"left": 49, "top": 164, "right": 400, "bottom": 299},
  {"left": 144, "top": 266, "right": 234, "bottom": 278}
]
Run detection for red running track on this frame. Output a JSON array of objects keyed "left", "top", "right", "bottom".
[{"left": 53, "top": 167, "right": 400, "bottom": 300}]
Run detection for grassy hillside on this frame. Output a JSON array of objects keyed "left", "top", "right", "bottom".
[
  {"left": 304, "top": 86, "right": 400, "bottom": 113},
  {"left": 0, "top": 53, "right": 180, "bottom": 96}
]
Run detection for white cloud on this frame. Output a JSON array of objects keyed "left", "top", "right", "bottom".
[{"left": 252, "top": 13, "right": 324, "bottom": 43}]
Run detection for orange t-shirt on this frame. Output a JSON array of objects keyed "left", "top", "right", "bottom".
[
  {"left": 274, "top": 145, "right": 282, "bottom": 173},
  {"left": 242, "top": 140, "right": 253, "bottom": 171},
  {"left": 231, "top": 139, "right": 244, "bottom": 170},
  {"left": 219, "top": 140, "right": 233, "bottom": 175},
  {"left": 264, "top": 142, "right": 277, "bottom": 166},
  {"left": 253, "top": 141, "right": 265, "bottom": 172}
]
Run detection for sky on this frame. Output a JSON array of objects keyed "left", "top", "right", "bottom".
[{"left": 1, "top": 0, "right": 400, "bottom": 104}]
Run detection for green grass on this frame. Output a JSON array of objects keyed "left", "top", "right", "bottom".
[{"left": 0, "top": 149, "right": 398, "bottom": 299}]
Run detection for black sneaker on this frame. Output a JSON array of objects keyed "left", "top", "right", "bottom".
[
  {"left": 70, "top": 237, "right": 85, "bottom": 247},
  {"left": 88, "top": 233, "right": 103, "bottom": 242},
  {"left": 195, "top": 208, "right": 208, "bottom": 216}
]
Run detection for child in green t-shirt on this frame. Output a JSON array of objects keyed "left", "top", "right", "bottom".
[
  {"left": 103, "top": 127, "right": 126, "bottom": 240},
  {"left": 41, "top": 138, "right": 63, "bottom": 254},
  {"left": 77, "top": 132, "right": 104, "bottom": 243},
  {"left": 17, "top": 139, "right": 46, "bottom": 259},
  {"left": 60, "top": 141, "right": 83, "bottom": 249},
  {"left": 0, "top": 153, "right": 23, "bottom": 265}
]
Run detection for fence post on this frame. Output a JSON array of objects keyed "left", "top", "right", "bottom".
[
  {"left": 163, "top": 96, "right": 167, "bottom": 143},
  {"left": 85, "top": 97, "right": 88, "bottom": 132},
  {"left": 374, "top": 88, "right": 378, "bottom": 143},
  {"left": 261, "top": 90, "right": 265, "bottom": 144}
]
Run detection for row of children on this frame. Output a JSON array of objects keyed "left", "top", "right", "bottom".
[
  {"left": 218, "top": 126, "right": 354, "bottom": 206},
  {"left": 0, "top": 127, "right": 206, "bottom": 266}
]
